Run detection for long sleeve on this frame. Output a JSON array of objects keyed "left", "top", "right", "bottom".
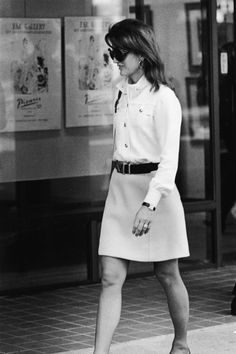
[{"left": 143, "top": 89, "right": 182, "bottom": 207}]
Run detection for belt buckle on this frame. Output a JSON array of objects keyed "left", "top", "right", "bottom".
[
  {"left": 127, "top": 162, "right": 131, "bottom": 174},
  {"left": 121, "top": 162, "right": 126, "bottom": 174},
  {"left": 123, "top": 162, "right": 131, "bottom": 174},
  {"left": 116, "top": 161, "right": 123, "bottom": 174},
  {"left": 117, "top": 162, "right": 131, "bottom": 174}
]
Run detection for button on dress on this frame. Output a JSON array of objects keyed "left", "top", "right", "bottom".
[{"left": 98, "top": 76, "right": 189, "bottom": 262}]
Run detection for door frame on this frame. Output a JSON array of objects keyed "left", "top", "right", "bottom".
[{"left": 183, "top": 0, "right": 222, "bottom": 267}]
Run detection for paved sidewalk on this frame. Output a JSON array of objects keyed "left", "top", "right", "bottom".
[
  {"left": 60, "top": 322, "right": 236, "bottom": 354},
  {"left": 0, "top": 265, "right": 236, "bottom": 353}
]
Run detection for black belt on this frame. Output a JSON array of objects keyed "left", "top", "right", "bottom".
[{"left": 113, "top": 161, "right": 159, "bottom": 174}]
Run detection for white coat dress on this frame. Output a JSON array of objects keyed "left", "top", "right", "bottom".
[{"left": 98, "top": 76, "right": 189, "bottom": 262}]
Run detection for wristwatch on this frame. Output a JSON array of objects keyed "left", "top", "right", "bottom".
[{"left": 142, "top": 202, "right": 156, "bottom": 211}]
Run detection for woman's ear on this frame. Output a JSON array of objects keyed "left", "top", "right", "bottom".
[{"left": 139, "top": 58, "right": 144, "bottom": 67}]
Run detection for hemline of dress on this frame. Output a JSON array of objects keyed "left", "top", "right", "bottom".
[{"left": 98, "top": 251, "right": 190, "bottom": 262}]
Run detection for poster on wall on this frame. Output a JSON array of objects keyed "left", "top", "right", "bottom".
[
  {"left": 65, "top": 16, "right": 121, "bottom": 127},
  {"left": 0, "top": 18, "right": 61, "bottom": 132}
]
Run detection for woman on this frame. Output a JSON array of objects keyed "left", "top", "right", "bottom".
[{"left": 94, "top": 19, "right": 190, "bottom": 354}]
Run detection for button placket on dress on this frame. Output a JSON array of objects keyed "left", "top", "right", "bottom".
[{"left": 123, "top": 92, "right": 130, "bottom": 155}]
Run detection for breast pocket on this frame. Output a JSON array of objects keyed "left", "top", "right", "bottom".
[{"left": 130, "top": 103, "right": 154, "bottom": 126}]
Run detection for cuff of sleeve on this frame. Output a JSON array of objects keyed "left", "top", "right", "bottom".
[{"left": 143, "top": 189, "right": 162, "bottom": 208}]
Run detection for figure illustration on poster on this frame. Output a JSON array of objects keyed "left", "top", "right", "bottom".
[
  {"left": 78, "top": 34, "right": 113, "bottom": 94},
  {"left": 10, "top": 37, "right": 49, "bottom": 95},
  {"left": 65, "top": 16, "right": 121, "bottom": 127}
]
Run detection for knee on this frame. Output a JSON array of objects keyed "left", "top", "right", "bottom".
[
  {"left": 101, "top": 268, "right": 126, "bottom": 289},
  {"left": 155, "top": 267, "right": 179, "bottom": 287}
]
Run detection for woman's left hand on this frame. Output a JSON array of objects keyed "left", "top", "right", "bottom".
[{"left": 132, "top": 205, "right": 156, "bottom": 237}]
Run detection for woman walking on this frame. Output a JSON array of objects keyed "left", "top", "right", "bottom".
[{"left": 94, "top": 18, "right": 190, "bottom": 354}]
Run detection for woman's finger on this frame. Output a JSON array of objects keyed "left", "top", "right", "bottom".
[
  {"left": 132, "top": 214, "right": 140, "bottom": 234},
  {"left": 135, "top": 221, "right": 143, "bottom": 237}
]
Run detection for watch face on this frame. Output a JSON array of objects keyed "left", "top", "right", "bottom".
[{"left": 147, "top": 203, "right": 156, "bottom": 211}]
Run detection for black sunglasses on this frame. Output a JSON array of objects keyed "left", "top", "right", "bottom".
[{"left": 108, "top": 48, "right": 129, "bottom": 62}]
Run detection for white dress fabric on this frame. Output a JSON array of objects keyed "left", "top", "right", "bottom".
[{"left": 98, "top": 76, "right": 190, "bottom": 262}]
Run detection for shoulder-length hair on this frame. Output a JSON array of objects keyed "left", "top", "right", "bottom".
[{"left": 105, "top": 18, "right": 169, "bottom": 91}]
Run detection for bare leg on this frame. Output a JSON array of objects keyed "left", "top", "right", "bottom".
[
  {"left": 154, "top": 259, "right": 189, "bottom": 354},
  {"left": 94, "top": 256, "right": 129, "bottom": 354}
]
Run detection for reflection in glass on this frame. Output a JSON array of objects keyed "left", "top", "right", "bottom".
[
  {"left": 141, "top": 1, "right": 211, "bottom": 201},
  {"left": 217, "top": 0, "right": 234, "bottom": 23},
  {"left": 184, "top": 212, "right": 212, "bottom": 265}
]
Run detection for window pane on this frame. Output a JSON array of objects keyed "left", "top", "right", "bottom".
[
  {"left": 141, "top": 0, "right": 211, "bottom": 201},
  {"left": 0, "top": 0, "right": 217, "bottom": 291},
  {"left": 184, "top": 212, "right": 213, "bottom": 266}
]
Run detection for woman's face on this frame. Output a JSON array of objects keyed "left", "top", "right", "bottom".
[{"left": 114, "top": 52, "right": 142, "bottom": 81}]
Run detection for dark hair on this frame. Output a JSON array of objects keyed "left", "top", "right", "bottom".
[{"left": 105, "top": 18, "right": 168, "bottom": 91}]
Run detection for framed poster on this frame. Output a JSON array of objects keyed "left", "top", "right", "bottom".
[
  {"left": 0, "top": 18, "right": 61, "bottom": 132},
  {"left": 185, "top": 3, "right": 202, "bottom": 73},
  {"left": 65, "top": 17, "right": 120, "bottom": 127}
]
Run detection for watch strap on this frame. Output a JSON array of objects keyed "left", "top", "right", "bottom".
[{"left": 142, "top": 202, "right": 156, "bottom": 211}]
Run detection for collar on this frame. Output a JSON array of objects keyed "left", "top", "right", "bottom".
[{"left": 116, "top": 75, "right": 150, "bottom": 93}]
